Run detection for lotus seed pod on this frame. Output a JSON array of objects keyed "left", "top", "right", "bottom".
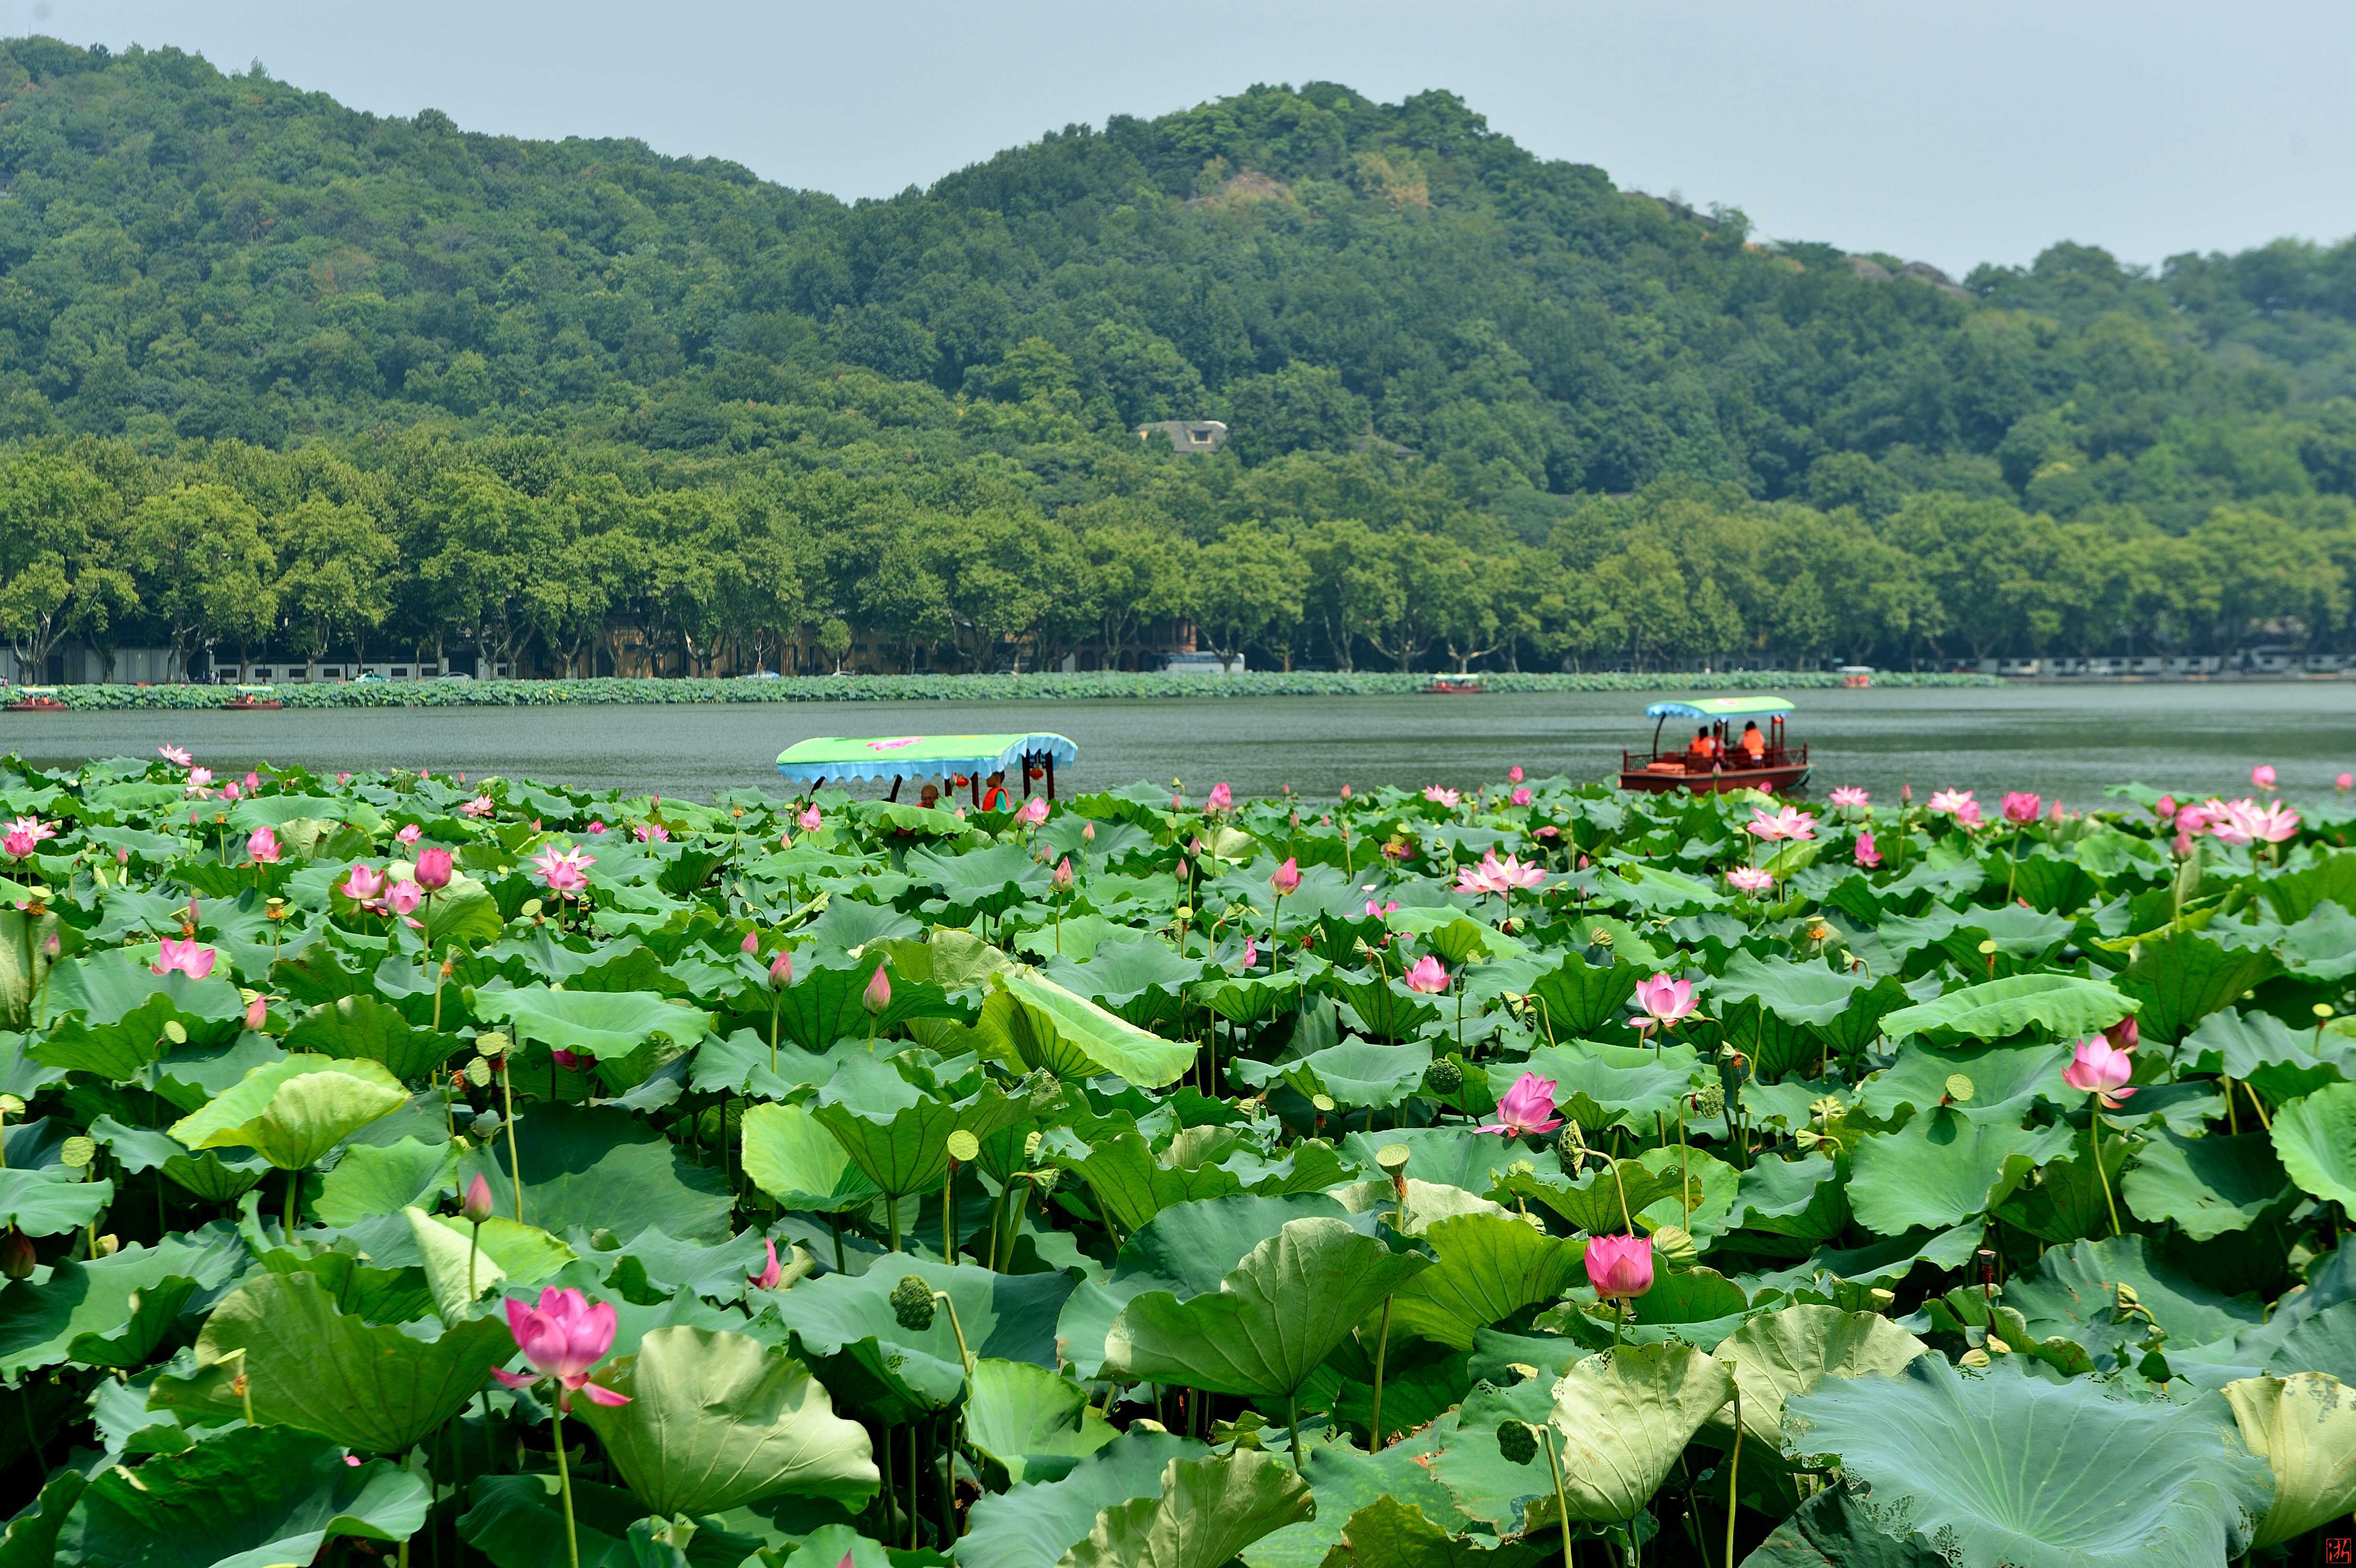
[
  {"left": 465, "top": 1057, "right": 494, "bottom": 1088},
  {"left": 1495, "top": 1420, "right": 1538, "bottom": 1465},
  {"left": 162, "top": 1020, "right": 187, "bottom": 1045},
  {"left": 1427, "top": 1057, "right": 1463, "bottom": 1094},
  {"left": 890, "top": 1274, "right": 937, "bottom": 1331},
  {"left": 1375, "top": 1143, "right": 1411, "bottom": 1176},
  {"left": 1649, "top": 1224, "right": 1699, "bottom": 1270},
  {"left": 1031, "top": 1168, "right": 1059, "bottom": 1195},
  {"left": 1023, "top": 1130, "right": 1044, "bottom": 1162},
  {"left": 1945, "top": 1074, "right": 1975, "bottom": 1103},
  {"left": 477, "top": 1032, "right": 512, "bottom": 1057},
  {"left": 59, "top": 1136, "right": 94, "bottom": 1169},
  {"left": 946, "top": 1130, "right": 980, "bottom": 1163},
  {"left": 470, "top": 1111, "right": 503, "bottom": 1140},
  {"left": 1691, "top": 1082, "right": 1726, "bottom": 1119}
]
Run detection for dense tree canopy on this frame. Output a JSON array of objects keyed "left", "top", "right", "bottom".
[{"left": 0, "top": 38, "right": 2353, "bottom": 676}]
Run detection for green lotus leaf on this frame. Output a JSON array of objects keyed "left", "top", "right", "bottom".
[
  {"left": 762, "top": 1254, "right": 1073, "bottom": 1423},
  {"left": 1340, "top": 1128, "right": 1561, "bottom": 1196},
  {"left": 1053, "top": 1128, "right": 1245, "bottom": 1234},
  {"left": 1053, "top": 1449, "right": 1314, "bottom": 1568},
  {"left": 1388, "top": 1213, "right": 1587, "bottom": 1351},
  {"left": 812, "top": 1068, "right": 1037, "bottom": 1206},
  {"left": 1524, "top": 953, "right": 1643, "bottom": 1040},
  {"left": 2004, "top": 1236, "right": 2262, "bottom": 1370},
  {"left": 977, "top": 969, "right": 1197, "bottom": 1088},
  {"left": 600, "top": 1226, "right": 769, "bottom": 1301},
  {"left": 964, "top": 1357, "right": 1119, "bottom": 1486},
  {"left": 405, "top": 1204, "right": 509, "bottom": 1318},
  {"left": 1737, "top": 1483, "right": 1946, "bottom": 1568},
  {"left": 55, "top": 1424, "right": 427, "bottom": 1568},
  {"left": 1844, "top": 1107, "right": 2072, "bottom": 1235},
  {"left": 314, "top": 1136, "right": 457, "bottom": 1224},
  {"left": 572, "top": 1326, "right": 877, "bottom": 1515},
  {"left": 1544, "top": 1341, "right": 1735, "bottom": 1522},
  {"left": 167, "top": 1053, "right": 408, "bottom": 1172},
  {"left": 2271, "top": 1301, "right": 2356, "bottom": 1384},
  {"left": 1056, "top": 1194, "right": 1356, "bottom": 1379},
  {"left": 2271, "top": 1080, "right": 2356, "bottom": 1208},
  {"left": 88, "top": 1115, "right": 273, "bottom": 1203},
  {"left": 1426, "top": 1372, "right": 1564, "bottom": 1537},
  {"left": 471, "top": 986, "right": 709, "bottom": 1069},
  {"left": 1501, "top": 1159, "right": 1681, "bottom": 1237},
  {"left": 741, "top": 1101, "right": 883, "bottom": 1212},
  {"left": 1042, "top": 937, "right": 1209, "bottom": 1033},
  {"left": 35, "top": 947, "right": 245, "bottom": 1080},
  {"left": 0, "top": 1165, "right": 113, "bottom": 1236},
  {"left": 1708, "top": 954, "right": 1911, "bottom": 1075},
  {"left": 2224, "top": 1373, "right": 2356, "bottom": 1549},
  {"left": 2120, "top": 1128, "right": 2292, "bottom": 1240},
  {"left": 1856, "top": 1039, "right": 2073, "bottom": 1122},
  {"left": 1727, "top": 1153, "right": 1849, "bottom": 1247},
  {"left": 158, "top": 1267, "right": 513, "bottom": 1453},
  {"left": 1617, "top": 1267, "right": 1753, "bottom": 1349},
  {"left": 905, "top": 841, "right": 1053, "bottom": 920},
  {"left": 2180, "top": 1008, "right": 2356, "bottom": 1102},
  {"left": 423, "top": 875, "right": 504, "bottom": 951},
  {"left": 1316, "top": 1495, "right": 1545, "bottom": 1568},
  {"left": 1991, "top": 1125, "right": 2138, "bottom": 1246},
  {"left": 1330, "top": 972, "right": 1441, "bottom": 1044},
  {"left": 1102, "top": 1217, "right": 1429, "bottom": 1404},
  {"left": 284, "top": 991, "right": 464, "bottom": 1082},
  {"left": 456, "top": 1474, "right": 764, "bottom": 1568},
  {"left": 456, "top": 1103, "right": 732, "bottom": 1242},
  {"left": 1877, "top": 974, "right": 2135, "bottom": 1044},
  {"left": 1781, "top": 1354, "right": 2272, "bottom": 1568},
  {"left": 771, "top": 958, "right": 958, "bottom": 1054},
  {"left": 1330, "top": 1177, "right": 1508, "bottom": 1236},
  {"left": 2113, "top": 927, "right": 2280, "bottom": 1045},
  {"left": 1745, "top": 1222, "right": 1984, "bottom": 1296},
  {"left": 1704, "top": 1305, "right": 1929, "bottom": 1464},
  {"left": 960, "top": 1430, "right": 1208, "bottom": 1568},
  {"left": 1239, "top": 1038, "right": 1432, "bottom": 1111},
  {"left": 1241, "top": 1436, "right": 1472, "bottom": 1568},
  {"left": 1510, "top": 1041, "right": 1700, "bottom": 1136},
  {"left": 0, "top": 1223, "right": 244, "bottom": 1380}
]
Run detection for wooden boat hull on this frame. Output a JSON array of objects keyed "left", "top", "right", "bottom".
[
  {"left": 224, "top": 699, "right": 283, "bottom": 710},
  {"left": 1619, "top": 762, "right": 1812, "bottom": 795},
  {"left": 4, "top": 698, "right": 66, "bottom": 712}
]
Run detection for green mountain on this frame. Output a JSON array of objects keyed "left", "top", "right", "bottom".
[{"left": 0, "top": 35, "right": 2353, "bottom": 678}]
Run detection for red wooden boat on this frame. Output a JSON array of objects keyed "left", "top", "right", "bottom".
[
  {"left": 3, "top": 687, "right": 66, "bottom": 712},
  {"left": 224, "top": 685, "right": 283, "bottom": 710},
  {"left": 1620, "top": 697, "right": 1811, "bottom": 794}
]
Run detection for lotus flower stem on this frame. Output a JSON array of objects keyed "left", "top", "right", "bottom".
[
  {"left": 886, "top": 1196, "right": 901, "bottom": 1254},
  {"left": 282, "top": 1168, "right": 299, "bottom": 1236},
  {"left": 1538, "top": 1426, "right": 1574, "bottom": 1568},
  {"left": 1287, "top": 1387, "right": 1303, "bottom": 1469},
  {"left": 878, "top": 1421, "right": 896, "bottom": 1540},
  {"left": 2241, "top": 1079, "right": 2272, "bottom": 1130},
  {"left": 943, "top": 1165, "right": 955, "bottom": 1262},
  {"left": 2090, "top": 1107, "right": 2121, "bottom": 1238},
  {"left": 499, "top": 1044, "right": 525, "bottom": 1226},
  {"left": 1723, "top": 1380, "right": 1741, "bottom": 1568},
  {"left": 548, "top": 1403, "right": 582, "bottom": 1568}
]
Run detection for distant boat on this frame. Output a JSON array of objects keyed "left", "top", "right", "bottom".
[
  {"left": 4, "top": 686, "right": 66, "bottom": 712},
  {"left": 1621, "top": 697, "right": 1811, "bottom": 794},
  {"left": 1424, "top": 673, "right": 1486, "bottom": 695},
  {"left": 225, "top": 685, "right": 282, "bottom": 710}
]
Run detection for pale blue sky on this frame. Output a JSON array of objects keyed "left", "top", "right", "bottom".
[{"left": 17, "top": 0, "right": 2353, "bottom": 274}]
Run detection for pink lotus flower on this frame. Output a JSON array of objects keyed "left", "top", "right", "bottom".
[
  {"left": 1475, "top": 1071, "right": 1563, "bottom": 1137},
  {"left": 247, "top": 826, "right": 282, "bottom": 864},
  {"left": 769, "top": 950, "right": 795, "bottom": 989},
  {"left": 220, "top": 782, "right": 241, "bottom": 803},
  {"left": 749, "top": 1238, "right": 784, "bottom": 1291},
  {"left": 1927, "top": 788, "right": 1976, "bottom": 818},
  {"left": 491, "top": 1287, "right": 630, "bottom": 1411},
  {"left": 462, "top": 1173, "right": 496, "bottom": 1224},
  {"left": 1745, "top": 805, "right": 1818, "bottom": 843},
  {"left": 1726, "top": 866, "right": 1775, "bottom": 895},
  {"left": 2252, "top": 764, "right": 2278, "bottom": 791},
  {"left": 387, "top": 881, "right": 423, "bottom": 917},
  {"left": 244, "top": 994, "right": 269, "bottom": 1031},
  {"left": 1511, "top": 787, "right": 1532, "bottom": 806},
  {"left": 244, "top": 772, "right": 261, "bottom": 792},
  {"left": 2104, "top": 1016, "right": 2138, "bottom": 1053},
  {"left": 1241, "top": 936, "right": 1258, "bottom": 969},
  {"left": 1583, "top": 1233, "right": 1655, "bottom": 1301},
  {"left": 2062, "top": 1037, "right": 2137, "bottom": 1108},
  {"left": 396, "top": 823, "right": 423, "bottom": 846},
  {"left": 2001, "top": 792, "right": 2041, "bottom": 826},
  {"left": 862, "top": 963, "right": 892, "bottom": 1014},
  {"left": 589, "top": 821, "right": 609, "bottom": 834},
  {"left": 1018, "top": 796, "right": 1048, "bottom": 826},
  {"left": 152, "top": 938, "right": 217, "bottom": 980},
  {"left": 1633, "top": 973, "right": 1695, "bottom": 1024},
  {"left": 529, "top": 844, "right": 595, "bottom": 897},
  {"left": 1339, "top": 784, "right": 1353, "bottom": 800},
  {"left": 459, "top": 796, "right": 495, "bottom": 818},
  {"left": 1508, "top": 765, "right": 1525, "bottom": 784},
  {"left": 1954, "top": 799, "right": 1984, "bottom": 828},
  {"left": 798, "top": 805, "right": 822, "bottom": 833},
  {"left": 158, "top": 745, "right": 192, "bottom": 766},
  {"left": 2175, "top": 805, "right": 2213, "bottom": 838},
  {"left": 2337, "top": 774, "right": 2353, "bottom": 792},
  {"left": 550, "top": 1047, "right": 592, "bottom": 1073},
  {"left": 1207, "top": 782, "right": 1233, "bottom": 812},
  {"left": 1270, "top": 857, "right": 1301, "bottom": 896},
  {"left": 1456, "top": 860, "right": 1504, "bottom": 898},
  {"left": 414, "top": 847, "right": 453, "bottom": 890},
  {"left": 1364, "top": 899, "right": 1399, "bottom": 919},
  {"left": 633, "top": 823, "right": 669, "bottom": 842},
  {"left": 741, "top": 930, "right": 760, "bottom": 955},
  {"left": 1828, "top": 786, "right": 1870, "bottom": 809},
  {"left": 3, "top": 816, "right": 54, "bottom": 845},
  {"left": 339, "top": 864, "right": 387, "bottom": 904},
  {"left": 1052, "top": 856, "right": 1074, "bottom": 889},
  {"left": 184, "top": 767, "right": 214, "bottom": 796},
  {"left": 1422, "top": 785, "right": 1461, "bottom": 809},
  {"left": 0, "top": 828, "right": 34, "bottom": 860},
  {"left": 2154, "top": 795, "right": 2177, "bottom": 822},
  {"left": 1854, "top": 830, "right": 1881, "bottom": 869},
  {"left": 1403, "top": 955, "right": 1450, "bottom": 994},
  {"left": 2244, "top": 801, "right": 2302, "bottom": 844},
  {"left": 1489, "top": 852, "right": 1545, "bottom": 892}
]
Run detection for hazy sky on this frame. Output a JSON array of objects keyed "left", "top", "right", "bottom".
[{"left": 17, "top": 0, "right": 2353, "bottom": 275}]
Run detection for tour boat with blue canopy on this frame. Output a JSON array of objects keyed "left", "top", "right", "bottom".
[
  {"left": 776, "top": 733, "right": 1077, "bottom": 806},
  {"left": 1620, "top": 697, "right": 1810, "bottom": 794},
  {"left": 225, "top": 684, "right": 281, "bottom": 710},
  {"left": 3, "top": 686, "right": 65, "bottom": 713}
]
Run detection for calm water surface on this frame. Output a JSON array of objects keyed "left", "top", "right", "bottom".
[{"left": 7, "top": 685, "right": 2354, "bottom": 803}]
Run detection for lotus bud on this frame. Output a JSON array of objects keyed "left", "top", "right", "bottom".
[
  {"left": 1495, "top": 1420, "right": 1538, "bottom": 1465},
  {"left": 244, "top": 994, "right": 268, "bottom": 1031},
  {"left": 769, "top": 951, "right": 794, "bottom": 990},
  {"left": 0, "top": 1230, "right": 33, "bottom": 1279},
  {"left": 1053, "top": 857, "right": 1074, "bottom": 890},
  {"left": 890, "top": 1274, "right": 937, "bottom": 1331},
  {"left": 461, "top": 1173, "right": 496, "bottom": 1225},
  {"left": 1082, "top": 822, "right": 1096, "bottom": 843},
  {"left": 2104, "top": 1016, "right": 2138, "bottom": 1053},
  {"left": 414, "top": 847, "right": 454, "bottom": 891},
  {"left": 862, "top": 962, "right": 891, "bottom": 1014},
  {"left": 1270, "top": 857, "right": 1301, "bottom": 896},
  {"left": 1426, "top": 1057, "right": 1462, "bottom": 1094},
  {"left": 741, "top": 930, "right": 759, "bottom": 954},
  {"left": 1649, "top": 1224, "right": 1699, "bottom": 1270},
  {"left": 41, "top": 933, "right": 58, "bottom": 960}
]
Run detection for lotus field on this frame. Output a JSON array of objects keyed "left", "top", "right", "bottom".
[{"left": 5, "top": 751, "right": 2356, "bottom": 1568}]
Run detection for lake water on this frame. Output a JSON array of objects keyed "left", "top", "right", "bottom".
[{"left": 6, "top": 684, "right": 2353, "bottom": 804}]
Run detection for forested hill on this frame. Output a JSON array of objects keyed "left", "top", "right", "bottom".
[{"left": 3, "top": 34, "right": 2356, "bottom": 677}]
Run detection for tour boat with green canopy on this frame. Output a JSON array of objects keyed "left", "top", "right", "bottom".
[
  {"left": 776, "top": 733, "right": 1077, "bottom": 805},
  {"left": 1621, "top": 696, "right": 1810, "bottom": 794},
  {"left": 3, "top": 686, "right": 65, "bottom": 712},
  {"left": 225, "top": 684, "right": 281, "bottom": 710}
]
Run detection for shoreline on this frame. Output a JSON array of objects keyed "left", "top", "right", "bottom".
[{"left": 7, "top": 670, "right": 1996, "bottom": 709}]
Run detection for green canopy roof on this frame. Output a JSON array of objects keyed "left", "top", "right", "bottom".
[
  {"left": 775, "top": 733, "right": 1077, "bottom": 786},
  {"left": 1645, "top": 697, "right": 1796, "bottom": 720}
]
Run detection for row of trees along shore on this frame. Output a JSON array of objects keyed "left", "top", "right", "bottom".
[
  {"left": 0, "top": 47, "right": 2355, "bottom": 677},
  {"left": 2, "top": 436, "right": 2351, "bottom": 681}
]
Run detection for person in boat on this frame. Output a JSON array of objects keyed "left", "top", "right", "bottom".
[
  {"left": 1737, "top": 721, "right": 1767, "bottom": 762},
  {"left": 1685, "top": 726, "right": 1718, "bottom": 764},
  {"left": 979, "top": 771, "right": 1011, "bottom": 812},
  {"left": 917, "top": 782, "right": 941, "bottom": 809}
]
